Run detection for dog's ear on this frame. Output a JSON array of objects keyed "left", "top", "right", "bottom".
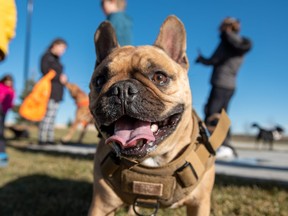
[
  {"left": 94, "top": 21, "right": 119, "bottom": 66},
  {"left": 154, "top": 15, "right": 189, "bottom": 70}
]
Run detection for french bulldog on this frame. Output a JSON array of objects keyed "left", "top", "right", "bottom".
[{"left": 88, "top": 15, "right": 229, "bottom": 216}]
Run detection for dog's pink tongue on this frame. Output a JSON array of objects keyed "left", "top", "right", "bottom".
[{"left": 105, "top": 118, "right": 155, "bottom": 149}]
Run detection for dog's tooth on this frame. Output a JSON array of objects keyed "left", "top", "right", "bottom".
[
  {"left": 151, "top": 124, "right": 158, "bottom": 132},
  {"left": 148, "top": 142, "right": 154, "bottom": 147}
]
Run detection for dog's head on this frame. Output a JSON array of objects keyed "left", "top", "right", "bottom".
[
  {"left": 275, "top": 126, "right": 284, "bottom": 133},
  {"left": 89, "top": 16, "right": 193, "bottom": 160},
  {"left": 65, "top": 82, "right": 82, "bottom": 99}
]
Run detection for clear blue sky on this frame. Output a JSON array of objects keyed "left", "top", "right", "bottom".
[{"left": 1, "top": 0, "right": 288, "bottom": 135}]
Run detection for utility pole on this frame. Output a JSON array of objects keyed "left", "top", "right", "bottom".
[{"left": 23, "top": 0, "right": 34, "bottom": 87}]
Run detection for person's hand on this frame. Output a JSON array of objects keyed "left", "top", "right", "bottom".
[
  {"left": 60, "top": 73, "right": 68, "bottom": 85},
  {"left": 195, "top": 49, "right": 202, "bottom": 63},
  {"left": 195, "top": 55, "right": 201, "bottom": 63}
]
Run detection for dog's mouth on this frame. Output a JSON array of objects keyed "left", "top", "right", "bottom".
[{"left": 101, "top": 113, "right": 182, "bottom": 159}]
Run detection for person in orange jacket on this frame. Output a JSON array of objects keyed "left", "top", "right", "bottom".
[{"left": 0, "top": 0, "right": 17, "bottom": 62}]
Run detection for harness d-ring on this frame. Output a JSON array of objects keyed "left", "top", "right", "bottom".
[{"left": 133, "top": 197, "right": 160, "bottom": 216}]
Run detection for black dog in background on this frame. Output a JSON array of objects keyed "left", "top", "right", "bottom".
[{"left": 252, "top": 123, "right": 284, "bottom": 150}]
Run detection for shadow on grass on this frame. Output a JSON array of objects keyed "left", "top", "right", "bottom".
[
  {"left": 1, "top": 174, "right": 287, "bottom": 216},
  {"left": 0, "top": 174, "right": 92, "bottom": 216}
]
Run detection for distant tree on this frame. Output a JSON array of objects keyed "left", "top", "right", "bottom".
[
  {"left": 12, "top": 78, "right": 37, "bottom": 125},
  {"left": 67, "top": 118, "right": 73, "bottom": 128}
]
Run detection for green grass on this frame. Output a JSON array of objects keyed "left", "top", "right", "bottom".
[{"left": 1, "top": 127, "right": 288, "bottom": 216}]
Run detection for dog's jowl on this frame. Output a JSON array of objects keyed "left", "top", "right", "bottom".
[{"left": 88, "top": 15, "right": 230, "bottom": 216}]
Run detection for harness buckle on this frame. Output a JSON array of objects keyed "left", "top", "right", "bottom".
[{"left": 133, "top": 197, "right": 159, "bottom": 216}]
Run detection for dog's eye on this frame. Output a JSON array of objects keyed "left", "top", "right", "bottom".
[
  {"left": 94, "top": 75, "right": 106, "bottom": 92},
  {"left": 152, "top": 72, "right": 169, "bottom": 86}
]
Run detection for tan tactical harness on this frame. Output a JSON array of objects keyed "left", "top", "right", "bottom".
[{"left": 100, "top": 110, "right": 230, "bottom": 214}]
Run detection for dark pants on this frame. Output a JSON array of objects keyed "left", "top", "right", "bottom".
[
  {"left": 204, "top": 86, "right": 235, "bottom": 145},
  {"left": 0, "top": 105, "right": 6, "bottom": 152}
]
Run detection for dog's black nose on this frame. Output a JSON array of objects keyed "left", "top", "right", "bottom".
[{"left": 110, "top": 80, "right": 139, "bottom": 102}]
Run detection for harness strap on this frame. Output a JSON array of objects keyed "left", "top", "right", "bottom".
[
  {"left": 194, "top": 109, "right": 230, "bottom": 165},
  {"left": 174, "top": 109, "right": 229, "bottom": 188},
  {"left": 209, "top": 109, "right": 231, "bottom": 150}
]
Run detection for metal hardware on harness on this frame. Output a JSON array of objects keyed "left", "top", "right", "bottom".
[
  {"left": 133, "top": 197, "right": 159, "bottom": 216},
  {"left": 198, "top": 121, "right": 216, "bottom": 155}
]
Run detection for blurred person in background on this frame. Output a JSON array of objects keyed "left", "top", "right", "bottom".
[
  {"left": 101, "top": 0, "right": 132, "bottom": 46},
  {"left": 38, "top": 38, "right": 68, "bottom": 145},
  {"left": 195, "top": 17, "right": 252, "bottom": 148},
  {"left": 0, "top": 0, "right": 17, "bottom": 62},
  {"left": 0, "top": 0, "right": 17, "bottom": 166},
  {"left": 0, "top": 75, "right": 15, "bottom": 166}
]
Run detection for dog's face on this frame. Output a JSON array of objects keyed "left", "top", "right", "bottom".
[
  {"left": 275, "top": 126, "right": 284, "bottom": 133},
  {"left": 89, "top": 16, "right": 192, "bottom": 160}
]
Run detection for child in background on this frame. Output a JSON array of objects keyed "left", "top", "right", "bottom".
[
  {"left": 101, "top": 0, "right": 132, "bottom": 46},
  {"left": 0, "top": 74, "right": 15, "bottom": 167}
]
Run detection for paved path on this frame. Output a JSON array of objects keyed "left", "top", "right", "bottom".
[
  {"left": 215, "top": 148, "right": 288, "bottom": 183},
  {"left": 13, "top": 140, "right": 288, "bottom": 183},
  {"left": 26, "top": 143, "right": 96, "bottom": 156}
]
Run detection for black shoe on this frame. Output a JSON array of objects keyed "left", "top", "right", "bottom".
[
  {"left": 38, "top": 141, "right": 48, "bottom": 145},
  {"left": 47, "top": 141, "right": 61, "bottom": 145}
]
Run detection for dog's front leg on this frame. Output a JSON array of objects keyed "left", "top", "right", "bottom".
[
  {"left": 77, "top": 123, "right": 88, "bottom": 143},
  {"left": 185, "top": 165, "right": 215, "bottom": 216},
  {"left": 88, "top": 184, "right": 122, "bottom": 216},
  {"left": 88, "top": 158, "right": 123, "bottom": 216},
  {"left": 62, "top": 120, "right": 80, "bottom": 142}
]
